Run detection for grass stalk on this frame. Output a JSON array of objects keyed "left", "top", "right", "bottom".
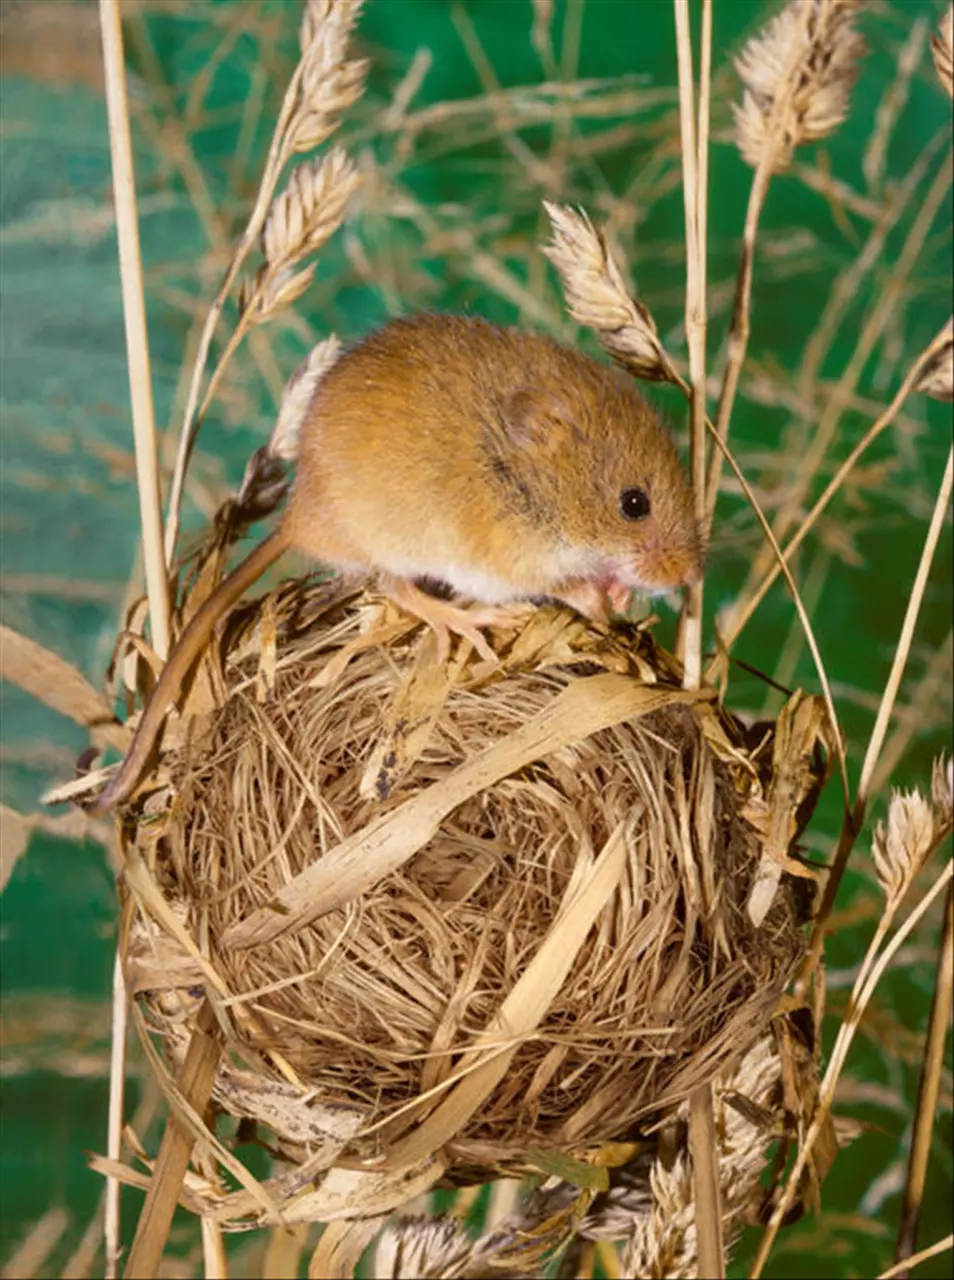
[
  {"left": 712, "top": 323, "right": 952, "bottom": 666},
  {"left": 99, "top": 4, "right": 171, "bottom": 1270},
  {"left": 161, "top": 55, "right": 311, "bottom": 563},
  {"left": 796, "top": 444, "right": 954, "bottom": 989},
  {"left": 99, "top": 0, "right": 170, "bottom": 659},
  {"left": 705, "top": 422, "right": 849, "bottom": 801},
  {"left": 751, "top": 857, "right": 954, "bottom": 1279},
  {"left": 880, "top": 1234, "right": 954, "bottom": 1279},
  {"left": 689, "top": 1081, "right": 725, "bottom": 1280},
  {"left": 673, "top": 0, "right": 709, "bottom": 693},
  {"left": 746, "top": 147, "right": 952, "bottom": 584},
  {"left": 123, "top": 1000, "right": 222, "bottom": 1280},
  {"left": 105, "top": 952, "right": 128, "bottom": 1280},
  {"left": 701, "top": 1, "right": 815, "bottom": 542},
  {"left": 856, "top": 444, "right": 954, "bottom": 805},
  {"left": 894, "top": 881, "right": 954, "bottom": 1274}
]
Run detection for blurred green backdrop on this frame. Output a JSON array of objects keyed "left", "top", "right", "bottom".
[{"left": 0, "top": 0, "right": 951, "bottom": 1275}]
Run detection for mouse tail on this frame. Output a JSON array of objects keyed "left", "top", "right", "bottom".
[{"left": 89, "top": 529, "right": 290, "bottom": 817}]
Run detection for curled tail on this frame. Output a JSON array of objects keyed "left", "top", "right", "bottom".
[{"left": 89, "top": 529, "right": 290, "bottom": 817}]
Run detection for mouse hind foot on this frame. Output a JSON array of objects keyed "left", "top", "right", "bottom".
[{"left": 381, "top": 576, "right": 505, "bottom": 663}]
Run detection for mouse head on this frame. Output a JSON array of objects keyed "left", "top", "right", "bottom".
[{"left": 488, "top": 365, "right": 703, "bottom": 596}]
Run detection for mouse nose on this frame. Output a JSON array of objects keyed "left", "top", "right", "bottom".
[{"left": 632, "top": 542, "right": 704, "bottom": 591}]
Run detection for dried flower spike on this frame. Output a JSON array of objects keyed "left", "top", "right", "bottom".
[
  {"left": 262, "top": 148, "right": 361, "bottom": 270},
  {"left": 373, "top": 1218, "right": 474, "bottom": 1279},
  {"left": 292, "top": 0, "right": 368, "bottom": 155},
  {"left": 734, "top": 0, "right": 864, "bottom": 174},
  {"left": 269, "top": 336, "right": 342, "bottom": 463},
  {"left": 542, "top": 202, "right": 680, "bottom": 384},
  {"left": 915, "top": 316, "right": 954, "bottom": 403},
  {"left": 932, "top": 4, "right": 954, "bottom": 99},
  {"left": 932, "top": 754, "right": 953, "bottom": 827},
  {"left": 871, "top": 788, "right": 935, "bottom": 904}
]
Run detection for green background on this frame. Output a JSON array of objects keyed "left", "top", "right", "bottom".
[{"left": 1, "top": 0, "right": 951, "bottom": 1274}]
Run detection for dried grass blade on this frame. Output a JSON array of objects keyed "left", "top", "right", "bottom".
[{"left": 223, "top": 676, "right": 706, "bottom": 949}]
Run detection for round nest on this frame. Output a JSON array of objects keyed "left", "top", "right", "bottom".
[{"left": 121, "top": 577, "right": 823, "bottom": 1215}]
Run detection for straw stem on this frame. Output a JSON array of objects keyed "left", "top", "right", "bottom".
[
  {"left": 895, "top": 883, "right": 954, "bottom": 1275},
  {"left": 99, "top": 0, "right": 170, "bottom": 659}
]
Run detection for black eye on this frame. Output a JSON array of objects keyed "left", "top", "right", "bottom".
[{"left": 619, "top": 487, "right": 651, "bottom": 521}]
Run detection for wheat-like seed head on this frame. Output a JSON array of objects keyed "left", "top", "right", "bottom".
[
  {"left": 373, "top": 1218, "right": 475, "bottom": 1279},
  {"left": 932, "top": 754, "right": 953, "bottom": 827},
  {"left": 290, "top": 0, "right": 368, "bottom": 154},
  {"left": 915, "top": 316, "right": 954, "bottom": 402},
  {"left": 269, "top": 336, "right": 342, "bottom": 463},
  {"left": 733, "top": 0, "right": 864, "bottom": 174},
  {"left": 542, "top": 201, "right": 680, "bottom": 383},
  {"left": 300, "top": 0, "right": 362, "bottom": 53},
  {"left": 932, "top": 4, "right": 954, "bottom": 99},
  {"left": 616, "top": 1036, "right": 783, "bottom": 1276},
  {"left": 871, "top": 788, "right": 936, "bottom": 905},
  {"left": 262, "top": 148, "right": 363, "bottom": 271}
]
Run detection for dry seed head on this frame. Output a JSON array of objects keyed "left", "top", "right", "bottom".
[
  {"left": 292, "top": 0, "right": 367, "bottom": 154},
  {"left": 262, "top": 148, "right": 362, "bottom": 269},
  {"left": 932, "top": 5, "right": 954, "bottom": 99},
  {"left": 871, "top": 788, "right": 935, "bottom": 904},
  {"left": 734, "top": 0, "right": 864, "bottom": 174},
  {"left": 373, "top": 1218, "right": 475, "bottom": 1279},
  {"left": 269, "top": 336, "right": 342, "bottom": 463},
  {"left": 622, "top": 1157, "right": 696, "bottom": 1279},
  {"left": 300, "top": 0, "right": 362, "bottom": 58},
  {"left": 613, "top": 1037, "right": 781, "bottom": 1273},
  {"left": 254, "top": 263, "right": 318, "bottom": 323},
  {"left": 932, "top": 754, "right": 953, "bottom": 827},
  {"left": 915, "top": 316, "right": 954, "bottom": 402},
  {"left": 542, "top": 201, "right": 679, "bottom": 383},
  {"left": 292, "top": 57, "right": 369, "bottom": 153}
]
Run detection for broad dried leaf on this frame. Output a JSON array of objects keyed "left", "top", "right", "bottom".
[
  {"left": 308, "top": 1218, "right": 386, "bottom": 1279},
  {"left": 0, "top": 805, "right": 34, "bottom": 893},
  {"left": 0, "top": 625, "right": 128, "bottom": 750}
]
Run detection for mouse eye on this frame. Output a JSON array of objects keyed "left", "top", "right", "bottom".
[{"left": 619, "top": 487, "right": 651, "bottom": 521}]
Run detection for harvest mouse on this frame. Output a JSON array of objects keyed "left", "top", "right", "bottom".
[{"left": 88, "top": 313, "right": 702, "bottom": 816}]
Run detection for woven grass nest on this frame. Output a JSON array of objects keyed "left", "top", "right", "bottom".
[{"left": 114, "top": 562, "right": 827, "bottom": 1230}]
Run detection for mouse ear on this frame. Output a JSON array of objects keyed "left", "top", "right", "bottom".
[{"left": 499, "top": 387, "right": 575, "bottom": 451}]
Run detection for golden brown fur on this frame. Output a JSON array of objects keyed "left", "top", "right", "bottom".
[{"left": 91, "top": 314, "right": 701, "bottom": 814}]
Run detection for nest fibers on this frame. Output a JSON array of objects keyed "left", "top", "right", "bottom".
[{"left": 103, "top": 571, "right": 826, "bottom": 1231}]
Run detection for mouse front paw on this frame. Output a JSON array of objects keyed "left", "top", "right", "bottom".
[{"left": 381, "top": 576, "right": 500, "bottom": 663}]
